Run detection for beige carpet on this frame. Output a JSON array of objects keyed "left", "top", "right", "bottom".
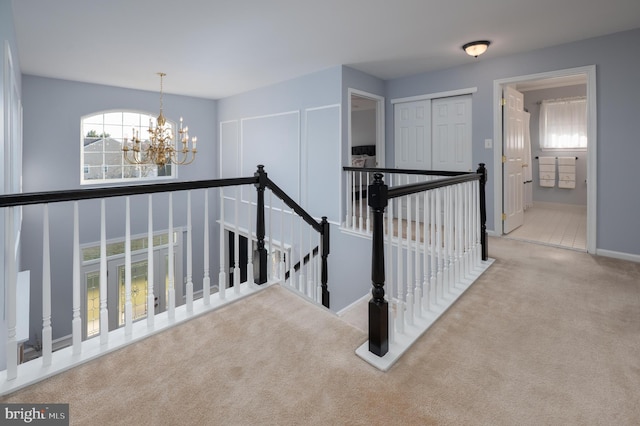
[{"left": 3, "top": 237, "right": 640, "bottom": 425}]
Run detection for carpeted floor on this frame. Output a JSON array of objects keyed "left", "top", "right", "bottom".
[{"left": 3, "top": 237, "right": 640, "bottom": 425}]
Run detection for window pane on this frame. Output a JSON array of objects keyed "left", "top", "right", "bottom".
[
  {"left": 103, "top": 112, "right": 123, "bottom": 125},
  {"left": 103, "top": 125, "right": 124, "bottom": 140},
  {"left": 122, "top": 112, "right": 142, "bottom": 127},
  {"left": 83, "top": 114, "right": 104, "bottom": 125}
]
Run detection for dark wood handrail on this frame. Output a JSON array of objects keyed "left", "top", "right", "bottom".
[
  {"left": 343, "top": 166, "right": 469, "bottom": 177},
  {"left": 387, "top": 173, "right": 480, "bottom": 199},
  {"left": 0, "top": 177, "right": 257, "bottom": 208}
]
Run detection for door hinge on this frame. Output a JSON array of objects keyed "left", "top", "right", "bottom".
[
  {"left": 500, "top": 98, "right": 506, "bottom": 107},
  {"left": 502, "top": 213, "right": 507, "bottom": 221},
  {"left": 502, "top": 155, "right": 507, "bottom": 163}
]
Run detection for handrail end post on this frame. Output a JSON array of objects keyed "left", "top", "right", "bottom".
[
  {"left": 368, "top": 173, "right": 389, "bottom": 357},
  {"left": 320, "top": 216, "right": 330, "bottom": 308},
  {"left": 477, "top": 163, "right": 488, "bottom": 261}
]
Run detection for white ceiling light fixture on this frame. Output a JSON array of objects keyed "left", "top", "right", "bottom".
[{"left": 462, "top": 40, "right": 491, "bottom": 57}]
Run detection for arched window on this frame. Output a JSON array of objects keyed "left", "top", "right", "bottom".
[{"left": 81, "top": 111, "right": 176, "bottom": 184}]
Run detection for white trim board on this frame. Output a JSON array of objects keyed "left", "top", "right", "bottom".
[{"left": 391, "top": 87, "right": 477, "bottom": 104}]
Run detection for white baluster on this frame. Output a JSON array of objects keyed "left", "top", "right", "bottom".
[
  {"left": 366, "top": 173, "right": 371, "bottom": 232},
  {"left": 233, "top": 188, "right": 240, "bottom": 294},
  {"left": 468, "top": 182, "right": 474, "bottom": 275},
  {"left": 219, "top": 189, "right": 226, "bottom": 300},
  {"left": 406, "top": 193, "right": 414, "bottom": 326},
  {"left": 168, "top": 193, "right": 175, "bottom": 321},
  {"left": 290, "top": 203, "right": 295, "bottom": 287},
  {"left": 100, "top": 200, "right": 109, "bottom": 345},
  {"left": 451, "top": 186, "right": 457, "bottom": 288},
  {"left": 279, "top": 198, "right": 286, "bottom": 285},
  {"left": 454, "top": 184, "right": 462, "bottom": 286},
  {"left": 202, "top": 190, "right": 210, "bottom": 305},
  {"left": 4, "top": 207, "right": 17, "bottom": 379},
  {"left": 269, "top": 191, "right": 274, "bottom": 282},
  {"left": 147, "top": 195, "right": 155, "bottom": 327},
  {"left": 124, "top": 197, "right": 133, "bottom": 337},
  {"left": 443, "top": 187, "right": 451, "bottom": 293},
  {"left": 350, "top": 171, "right": 356, "bottom": 231},
  {"left": 414, "top": 193, "right": 422, "bottom": 319},
  {"left": 474, "top": 181, "right": 481, "bottom": 267},
  {"left": 422, "top": 189, "right": 429, "bottom": 312},
  {"left": 429, "top": 188, "right": 437, "bottom": 307},
  {"left": 396, "top": 193, "right": 404, "bottom": 334},
  {"left": 435, "top": 188, "right": 443, "bottom": 303},
  {"left": 186, "top": 191, "right": 193, "bottom": 313},
  {"left": 72, "top": 201, "right": 82, "bottom": 355},
  {"left": 298, "top": 216, "right": 305, "bottom": 293},
  {"left": 42, "top": 205, "right": 52, "bottom": 366},
  {"left": 358, "top": 172, "right": 365, "bottom": 232},
  {"left": 246, "top": 188, "right": 255, "bottom": 288},
  {"left": 308, "top": 225, "right": 314, "bottom": 299},
  {"left": 386, "top": 199, "right": 395, "bottom": 344}
]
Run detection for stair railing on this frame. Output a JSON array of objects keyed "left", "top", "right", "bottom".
[
  {"left": 356, "top": 163, "right": 490, "bottom": 370},
  {"left": 0, "top": 165, "right": 329, "bottom": 394}
]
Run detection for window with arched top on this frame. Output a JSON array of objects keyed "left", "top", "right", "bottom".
[{"left": 81, "top": 110, "right": 176, "bottom": 184}]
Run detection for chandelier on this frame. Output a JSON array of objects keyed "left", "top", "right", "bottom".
[{"left": 123, "top": 72, "right": 197, "bottom": 167}]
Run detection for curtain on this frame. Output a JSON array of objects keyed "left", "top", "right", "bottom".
[{"left": 539, "top": 97, "right": 587, "bottom": 150}]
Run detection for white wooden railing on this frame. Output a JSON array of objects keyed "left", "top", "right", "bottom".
[
  {"left": 346, "top": 165, "right": 494, "bottom": 370},
  {"left": 0, "top": 166, "right": 329, "bottom": 395}
]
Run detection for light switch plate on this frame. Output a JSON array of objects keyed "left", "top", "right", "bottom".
[{"left": 484, "top": 139, "right": 492, "bottom": 149}]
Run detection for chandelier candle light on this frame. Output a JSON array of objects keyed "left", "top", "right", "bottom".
[{"left": 123, "top": 72, "right": 197, "bottom": 167}]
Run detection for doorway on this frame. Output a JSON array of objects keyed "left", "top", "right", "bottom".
[
  {"left": 493, "top": 66, "right": 597, "bottom": 253},
  {"left": 348, "top": 89, "right": 385, "bottom": 168},
  {"left": 81, "top": 230, "right": 182, "bottom": 339}
]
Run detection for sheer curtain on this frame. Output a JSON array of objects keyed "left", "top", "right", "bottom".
[{"left": 539, "top": 97, "right": 587, "bottom": 150}]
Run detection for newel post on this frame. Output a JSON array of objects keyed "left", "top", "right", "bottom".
[
  {"left": 477, "top": 163, "right": 488, "bottom": 261},
  {"left": 320, "top": 216, "right": 330, "bottom": 309},
  {"left": 368, "top": 173, "right": 388, "bottom": 357},
  {"left": 254, "top": 165, "right": 268, "bottom": 284}
]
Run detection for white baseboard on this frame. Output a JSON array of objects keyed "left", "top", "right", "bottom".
[{"left": 596, "top": 249, "right": 640, "bottom": 263}]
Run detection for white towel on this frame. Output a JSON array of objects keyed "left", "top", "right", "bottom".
[
  {"left": 538, "top": 157, "right": 556, "bottom": 187},
  {"left": 558, "top": 157, "right": 576, "bottom": 189}
]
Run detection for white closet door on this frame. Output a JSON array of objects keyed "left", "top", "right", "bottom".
[
  {"left": 394, "top": 100, "right": 431, "bottom": 170},
  {"left": 431, "top": 95, "right": 472, "bottom": 172}
]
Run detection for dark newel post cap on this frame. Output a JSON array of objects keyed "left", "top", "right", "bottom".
[
  {"left": 255, "top": 164, "right": 267, "bottom": 188},
  {"left": 368, "top": 173, "right": 388, "bottom": 210}
]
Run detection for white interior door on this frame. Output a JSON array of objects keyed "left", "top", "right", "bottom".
[
  {"left": 394, "top": 100, "right": 431, "bottom": 170},
  {"left": 503, "top": 86, "right": 525, "bottom": 233},
  {"left": 431, "top": 95, "right": 472, "bottom": 172}
]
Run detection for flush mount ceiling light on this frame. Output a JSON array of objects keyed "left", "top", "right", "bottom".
[{"left": 463, "top": 40, "right": 491, "bottom": 57}]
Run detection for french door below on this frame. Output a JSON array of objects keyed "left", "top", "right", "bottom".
[{"left": 84, "top": 249, "right": 170, "bottom": 339}]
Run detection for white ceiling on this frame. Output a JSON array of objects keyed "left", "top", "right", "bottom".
[{"left": 11, "top": 0, "right": 640, "bottom": 100}]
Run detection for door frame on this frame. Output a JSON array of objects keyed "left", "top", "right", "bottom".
[
  {"left": 347, "top": 88, "right": 385, "bottom": 167},
  {"left": 492, "top": 65, "right": 597, "bottom": 253}
]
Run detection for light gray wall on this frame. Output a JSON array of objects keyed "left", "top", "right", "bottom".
[
  {"left": 20, "top": 76, "right": 217, "bottom": 342},
  {"left": 217, "top": 65, "right": 384, "bottom": 311},
  {"left": 386, "top": 28, "right": 640, "bottom": 256},
  {"left": 523, "top": 84, "right": 587, "bottom": 206}
]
